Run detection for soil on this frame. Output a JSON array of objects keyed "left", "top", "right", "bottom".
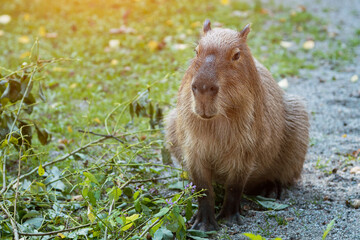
[{"left": 215, "top": 0, "right": 360, "bottom": 239}]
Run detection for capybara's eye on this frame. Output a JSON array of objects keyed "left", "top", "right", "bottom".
[{"left": 232, "top": 51, "right": 241, "bottom": 61}]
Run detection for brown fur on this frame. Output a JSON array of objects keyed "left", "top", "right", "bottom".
[{"left": 165, "top": 20, "right": 309, "bottom": 231}]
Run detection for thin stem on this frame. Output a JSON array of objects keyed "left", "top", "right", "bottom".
[
  {"left": 0, "top": 202, "right": 20, "bottom": 240},
  {"left": 18, "top": 223, "right": 95, "bottom": 236},
  {"left": 13, "top": 147, "right": 22, "bottom": 223},
  {"left": 78, "top": 129, "right": 125, "bottom": 144},
  {"left": 104, "top": 199, "right": 115, "bottom": 240},
  {"left": 3, "top": 136, "right": 108, "bottom": 194},
  {"left": 139, "top": 191, "right": 186, "bottom": 238},
  {"left": 1, "top": 67, "right": 37, "bottom": 195}
]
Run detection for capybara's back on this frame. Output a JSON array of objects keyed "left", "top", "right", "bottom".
[{"left": 165, "top": 20, "right": 309, "bottom": 231}]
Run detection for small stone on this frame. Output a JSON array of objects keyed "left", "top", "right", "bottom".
[
  {"left": 348, "top": 199, "right": 360, "bottom": 209},
  {"left": 57, "top": 144, "right": 65, "bottom": 150},
  {"left": 278, "top": 78, "right": 289, "bottom": 89},
  {"left": 350, "top": 166, "right": 360, "bottom": 174}
]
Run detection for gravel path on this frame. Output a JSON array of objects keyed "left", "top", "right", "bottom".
[{"left": 222, "top": 1, "right": 360, "bottom": 239}]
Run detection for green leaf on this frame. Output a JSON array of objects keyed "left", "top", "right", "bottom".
[
  {"left": 243, "top": 233, "right": 266, "bottom": 240},
  {"left": 248, "top": 195, "right": 289, "bottom": 210},
  {"left": 22, "top": 210, "right": 41, "bottom": 220},
  {"left": 322, "top": 218, "right": 336, "bottom": 240},
  {"left": 121, "top": 214, "right": 140, "bottom": 231},
  {"left": 153, "top": 207, "right": 169, "bottom": 218},
  {"left": 154, "top": 227, "right": 173, "bottom": 240},
  {"left": 82, "top": 187, "right": 89, "bottom": 198},
  {"left": 1, "top": 79, "right": 22, "bottom": 103},
  {"left": 134, "top": 198, "right": 141, "bottom": 212},
  {"left": 187, "top": 230, "right": 209, "bottom": 237},
  {"left": 87, "top": 191, "right": 96, "bottom": 205},
  {"left": 34, "top": 124, "right": 51, "bottom": 145},
  {"left": 129, "top": 102, "right": 134, "bottom": 120},
  {"left": 149, "top": 101, "right": 154, "bottom": 118},
  {"left": 23, "top": 217, "right": 43, "bottom": 229},
  {"left": 87, "top": 205, "right": 96, "bottom": 223},
  {"left": 161, "top": 147, "right": 172, "bottom": 165},
  {"left": 109, "top": 187, "right": 122, "bottom": 202},
  {"left": 185, "top": 199, "right": 193, "bottom": 222},
  {"left": 38, "top": 82, "right": 46, "bottom": 102},
  {"left": 83, "top": 172, "right": 99, "bottom": 185},
  {"left": 133, "top": 191, "right": 140, "bottom": 200},
  {"left": 30, "top": 39, "right": 39, "bottom": 63},
  {"left": 38, "top": 164, "right": 45, "bottom": 176},
  {"left": 169, "top": 181, "right": 188, "bottom": 190}
]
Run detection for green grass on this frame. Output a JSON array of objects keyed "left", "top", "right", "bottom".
[{"left": 0, "top": 0, "right": 358, "bottom": 239}]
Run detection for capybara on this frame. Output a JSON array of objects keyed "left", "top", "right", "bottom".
[{"left": 165, "top": 19, "right": 309, "bottom": 231}]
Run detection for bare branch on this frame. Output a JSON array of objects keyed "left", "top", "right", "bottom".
[{"left": 78, "top": 129, "right": 124, "bottom": 143}]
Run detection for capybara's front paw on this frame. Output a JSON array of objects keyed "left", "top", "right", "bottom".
[
  {"left": 191, "top": 210, "right": 220, "bottom": 231},
  {"left": 191, "top": 217, "right": 220, "bottom": 231},
  {"left": 216, "top": 211, "right": 243, "bottom": 226}
]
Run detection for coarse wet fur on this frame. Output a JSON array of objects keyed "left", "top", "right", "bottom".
[{"left": 164, "top": 20, "right": 309, "bottom": 231}]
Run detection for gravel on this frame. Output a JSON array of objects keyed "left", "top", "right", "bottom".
[{"left": 215, "top": 0, "right": 360, "bottom": 239}]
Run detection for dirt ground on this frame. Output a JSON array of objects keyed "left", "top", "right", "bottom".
[{"left": 216, "top": 0, "right": 360, "bottom": 239}]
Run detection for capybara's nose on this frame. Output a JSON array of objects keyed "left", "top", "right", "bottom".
[{"left": 192, "top": 81, "right": 219, "bottom": 97}]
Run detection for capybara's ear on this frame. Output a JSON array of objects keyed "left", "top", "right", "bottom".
[
  {"left": 203, "top": 19, "right": 211, "bottom": 34},
  {"left": 239, "top": 23, "right": 251, "bottom": 40}
]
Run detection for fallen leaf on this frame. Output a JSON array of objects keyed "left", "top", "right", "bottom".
[
  {"left": 71, "top": 195, "right": 84, "bottom": 201},
  {"left": 45, "top": 32, "right": 58, "bottom": 38},
  {"left": 58, "top": 138, "right": 69, "bottom": 145},
  {"left": 348, "top": 199, "right": 360, "bottom": 209},
  {"left": 109, "top": 39, "right": 120, "bottom": 49},
  {"left": 278, "top": 78, "right": 289, "bottom": 89},
  {"left": 52, "top": 67, "right": 66, "bottom": 72},
  {"left": 350, "top": 74, "right": 358, "bottom": 82},
  {"left": 70, "top": 83, "right": 77, "bottom": 88},
  {"left": 57, "top": 233, "right": 66, "bottom": 239},
  {"left": 148, "top": 40, "right": 159, "bottom": 51},
  {"left": 191, "top": 21, "right": 201, "bottom": 28},
  {"left": 165, "top": 19, "right": 173, "bottom": 26},
  {"left": 350, "top": 166, "right": 360, "bottom": 175},
  {"left": 110, "top": 59, "right": 118, "bottom": 65},
  {"left": 303, "top": 40, "right": 315, "bottom": 50},
  {"left": 39, "top": 26, "right": 46, "bottom": 37},
  {"left": 220, "top": 0, "right": 230, "bottom": 5},
  {"left": 19, "top": 51, "right": 30, "bottom": 59},
  {"left": 87, "top": 83, "right": 94, "bottom": 88},
  {"left": 109, "top": 26, "right": 136, "bottom": 34},
  {"left": 23, "top": 13, "right": 30, "bottom": 21},
  {"left": 352, "top": 149, "right": 360, "bottom": 158},
  {"left": 213, "top": 22, "right": 223, "bottom": 28},
  {"left": 260, "top": 8, "right": 269, "bottom": 14},
  {"left": 231, "top": 10, "right": 249, "bottom": 18},
  {"left": 67, "top": 126, "right": 73, "bottom": 133},
  {"left": 94, "top": 118, "right": 101, "bottom": 124},
  {"left": 298, "top": 5, "right": 307, "bottom": 12},
  {"left": 0, "top": 15, "right": 11, "bottom": 24},
  {"left": 18, "top": 35, "right": 30, "bottom": 44},
  {"left": 280, "top": 41, "right": 293, "bottom": 49},
  {"left": 173, "top": 43, "right": 188, "bottom": 50}
]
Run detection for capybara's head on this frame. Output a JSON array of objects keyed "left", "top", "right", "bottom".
[{"left": 188, "top": 19, "right": 256, "bottom": 120}]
